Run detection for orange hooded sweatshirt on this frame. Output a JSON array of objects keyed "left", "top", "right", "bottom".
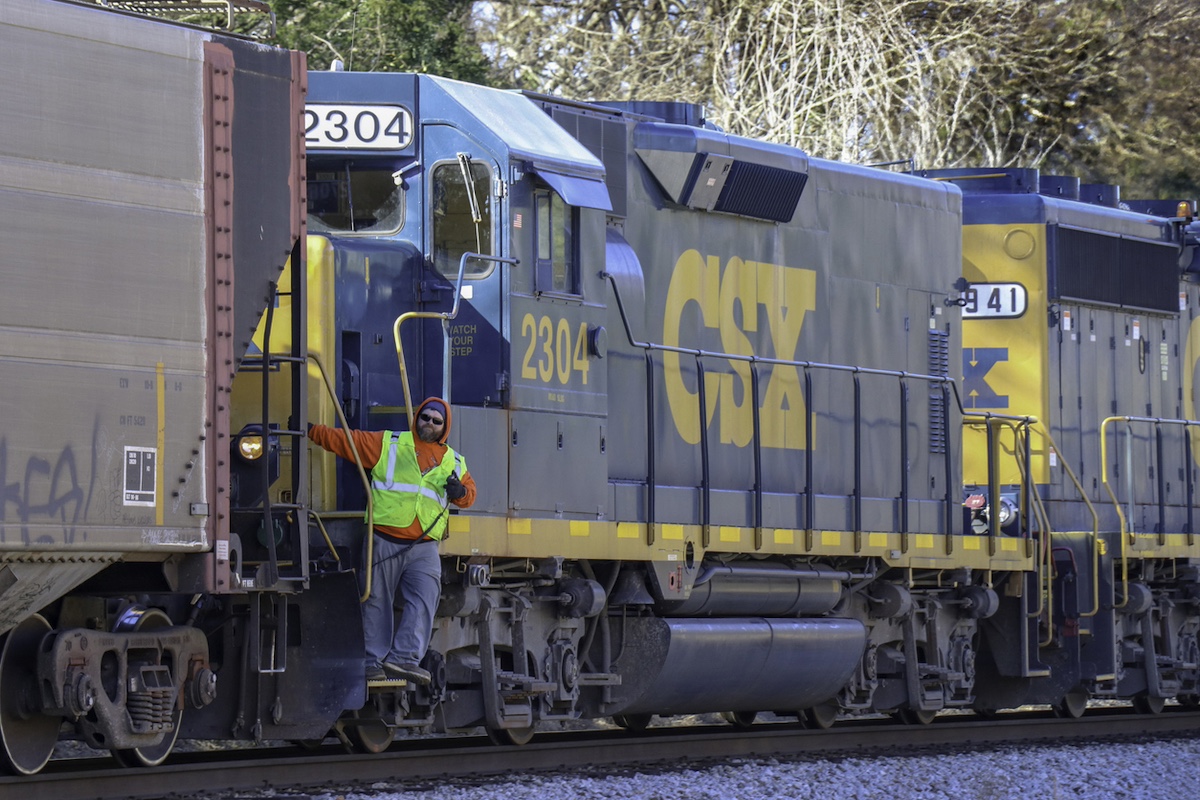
[{"left": 307, "top": 397, "right": 477, "bottom": 541}]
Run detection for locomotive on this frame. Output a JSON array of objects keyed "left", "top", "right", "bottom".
[{"left": 1, "top": 0, "right": 1198, "bottom": 775}]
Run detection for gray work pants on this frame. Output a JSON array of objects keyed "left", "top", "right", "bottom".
[{"left": 360, "top": 535, "right": 441, "bottom": 669}]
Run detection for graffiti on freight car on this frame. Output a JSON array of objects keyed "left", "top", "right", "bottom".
[{"left": 0, "top": 431, "right": 92, "bottom": 545}]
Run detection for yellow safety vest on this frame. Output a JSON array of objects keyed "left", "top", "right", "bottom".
[{"left": 367, "top": 430, "right": 465, "bottom": 541}]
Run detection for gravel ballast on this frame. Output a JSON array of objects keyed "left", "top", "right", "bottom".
[{"left": 272, "top": 737, "right": 1200, "bottom": 800}]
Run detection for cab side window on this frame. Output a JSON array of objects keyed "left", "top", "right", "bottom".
[
  {"left": 432, "top": 161, "right": 493, "bottom": 277},
  {"left": 535, "top": 189, "right": 579, "bottom": 296}
]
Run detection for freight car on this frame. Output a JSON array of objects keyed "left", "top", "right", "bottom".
[
  {"left": 4, "top": 0, "right": 1200, "bottom": 777},
  {"left": 0, "top": 0, "right": 311, "bottom": 774}
]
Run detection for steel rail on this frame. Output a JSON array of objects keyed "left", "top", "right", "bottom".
[{"left": 9, "top": 709, "right": 1200, "bottom": 800}]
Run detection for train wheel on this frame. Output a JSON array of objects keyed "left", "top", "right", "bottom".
[
  {"left": 343, "top": 720, "right": 395, "bottom": 754},
  {"left": 111, "top": 706, "right": 182, "bottom": 768},
  {"left": 110, "top": 609, "right": 182, "bottom": 768},
  {"left": 291, "top": 736, "right": 331, "bottom": 751},
  {"left": 721, "top": 711, "right": 758, "bottom": 729},
  {"left": 893, "top": 708, "right": 937, "bottom": 725},
  {"left": 1052, "top": 689, "right": 1088, "bottom": 719},
  {"left": 802, "top": 702, "right": 839, "bottom": 730},
  {"left": 0, "top": 615, "right": 57, "bottom": 776},
  {"left": 612, "top": 713, "right": 653, "bottom": 732},
  {"left": 486, "top": 725, "right": 535, "bottom": 746},
  {"left": 1132, "top": 695, "right": 1166, "bottom": 715}
]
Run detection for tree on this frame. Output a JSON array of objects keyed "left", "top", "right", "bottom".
[
  {"left": 271, "top": 0, "right": 495, "bottom": 82},
  {"left": 476, "top": 0, "right": 1200, "bottom": 198}
]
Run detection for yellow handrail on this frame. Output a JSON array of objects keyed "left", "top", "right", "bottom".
[
  {"left": 306, "top": 353, "right": 375, "bottom": 603},
  {"left": 392, "top": 252, "right": 519, "bottom": 431},
  {"left": 1032, "top": 425, "right": 1100, "bottom": 619},
  {"left": 1099, "top": 414, "right": 1200, "bottom": 611}
]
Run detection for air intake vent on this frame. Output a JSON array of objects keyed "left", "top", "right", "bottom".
[
  {"left": 928, "top": 329, "right": 950, "bottom": 455},
  {"left": 713, "top": 161, "right": 809, "bottom": 223},
  {"left": 1053, "top": 227, "right": 1178, "bottom": 312}
]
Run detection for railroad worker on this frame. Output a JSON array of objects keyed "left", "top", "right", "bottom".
[{"left": 307, "top": 397, "right": 475, "bottom": 685}]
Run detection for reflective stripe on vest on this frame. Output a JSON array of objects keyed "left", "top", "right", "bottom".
[{"left": 367, "top": 430, "right": 464, "bottom": 541}]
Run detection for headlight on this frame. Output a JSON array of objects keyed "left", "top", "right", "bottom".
[
  {"left": 997, "top": 497, "right": 1016, "bottom": 527},
  {"left": 237, "top": 434, "right": 265, "bottom": 461}
]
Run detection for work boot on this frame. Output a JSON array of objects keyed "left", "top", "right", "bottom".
[{"left": 382, "top": 661, "right": 431, "bottom": 685}]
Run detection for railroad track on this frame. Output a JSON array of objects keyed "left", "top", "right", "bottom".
[{"left": 7, "top": 708, "right": 1200, "bottom": 800}]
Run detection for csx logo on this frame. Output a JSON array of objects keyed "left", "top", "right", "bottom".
[
  {"left": 963, "top": 347, "right": 1009, "bottom": 409},
  {"left": 663, "top": 250, "right": 816, "bottom": 449}
]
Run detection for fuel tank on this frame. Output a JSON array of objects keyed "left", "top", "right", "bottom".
[{"left": 603, "top": 616, "right": 865, "bottom": 715}]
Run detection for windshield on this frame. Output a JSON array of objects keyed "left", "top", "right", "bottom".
[{"left": 307, "top": 160, "right": 405, "bottom": 234}]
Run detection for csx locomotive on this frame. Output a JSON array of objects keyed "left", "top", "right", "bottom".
[{"left": 2, "top": 0, "right": 1199, "bottom": 775}]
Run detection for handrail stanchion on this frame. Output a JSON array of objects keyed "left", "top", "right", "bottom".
[
  {"left": 697, "top": 357, "right": 711, "bottom": 548},
  {"left": 899, "top": 375, "right": 909, "bottom": 537},
  {"left": 1155, "top": 423, "right": 1166, "bottom": 544},
  {"left": 1186, "top": 423, "right": 1195, "bottom": 546},
  {"left": 1101, "top": 416, "right": 1132, "bottom": 610},
  {"left": 751, "top": 360, "right": 764, "bottom": 549}
]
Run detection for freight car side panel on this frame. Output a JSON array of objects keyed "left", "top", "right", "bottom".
[
  {"left": 0, "top": 3, "right": 213, "bottom": 569},
  {"left": 0, "top": 0, "right": 304, "bottom": 630}
]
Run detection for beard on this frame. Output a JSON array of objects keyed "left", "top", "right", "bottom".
[{"left": 417, "top": 423, "right": 441, "bottom": 443}]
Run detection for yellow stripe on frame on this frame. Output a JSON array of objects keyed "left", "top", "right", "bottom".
[
  {"left": 156, "top": 362, "right": 165, "bottom": 527},
  {"left": 915, "top": 534, "right": 934, "bottom": 549},
  {"left": 1000, "top": 537, "right": 1018, "bottom": 552},
  {"left": 774, "top": 529, "right": 794, "bottom": 545},
  {"left": 868, "top": 533, "right": 888, "bottom": 548},
  {"left": 662, "top": 524, "right": 684, "bottom": 540},
  {"left": 964, "top": 536, "right": 981, "bottom": 550},
  {"left": 617, "top": 522, "right": 640, "bottom": 539},
  {"left": 508, "top": 518, "right": 532, "bottom": 536},
  {"left": 449, "top": 516, "right": 471, "bottom": 534},
  {"left": 719, "top": 526, "right": 740, "bottom": 542},
  {"left": 569, "top": 521, "right": 590, "bottom": 537},
  {"left": 821, "top": 531, "right": 841, "bottom": 547}
]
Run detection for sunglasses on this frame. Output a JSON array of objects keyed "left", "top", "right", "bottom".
[{"left": 419, "top": 413, "right": 444, "bottom": 425}]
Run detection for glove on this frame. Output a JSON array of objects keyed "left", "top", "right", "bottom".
[{"left": 444, "top": 473, "right": 466, "bottom": 501}]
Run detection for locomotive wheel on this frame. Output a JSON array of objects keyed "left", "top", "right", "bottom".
[
  {"left": 893, "top": 708, "right": 937, "bottom": 725},
  {"left": 801, "top": 702, "right": 839, "bottom": 730},
  {"left": 1132, "top": 694, "right": 1166, "bottom": 715},
  {"left": 485, "top": 725, "right": 535, "bottom": 746},
  {"left": 612, "top": 713, "right": 653, "bottom": 732},
  {"left": 110, "top": 609, "right": 182, "bottom": 768},
  {"left": 0, "top": 614, "right": 57, "bottom": 776},
  {"left": 721, "top": 710, "right": 758, "bottom": 729},
  {"left": 1052, "top": 689, "right": 1088, "bottom": 719},
  {"left": 343, "top": 720, "right": 395, "bottom": 754}
]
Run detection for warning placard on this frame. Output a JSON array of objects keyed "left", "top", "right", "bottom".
[{"left": 124, "top": 446, "right": 157, "bottom": 507}]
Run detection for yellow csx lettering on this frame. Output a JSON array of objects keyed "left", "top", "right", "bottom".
[{"left": 663, "top": 250, "right": 816, "bottom": 449}]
